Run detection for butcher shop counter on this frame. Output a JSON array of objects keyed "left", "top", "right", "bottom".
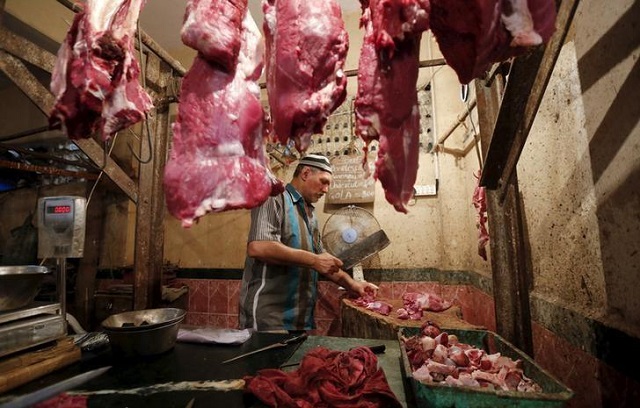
[
  {"left": 342, "top": 298, "right": 484, "bottom": 340},
  {"left": 0, "top": 332, "right": 409, "bottom": 407}
]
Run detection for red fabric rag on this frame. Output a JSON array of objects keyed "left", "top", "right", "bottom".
[{"left": 244, "top": 346, "right": 402, "bottom": 408}]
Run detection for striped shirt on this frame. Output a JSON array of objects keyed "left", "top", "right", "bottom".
[{"left": 238, "top": 184, "right": 323, "bottom": 331}]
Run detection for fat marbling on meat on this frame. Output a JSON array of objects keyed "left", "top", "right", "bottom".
[
  {"left": 355, "top": 0, "right": 430, "bottom": 213},
  {"left": 49, "top": 0, "right": 152, "bottom": 140},
  {"left": 163, "top": 10, "right": 283, "bottom": 227},
  {"left": 180, "top": 0, "right": 248, "bottom": 71},
  {"left": 262, "top": 0, "right": 348, "bottom": 152}
]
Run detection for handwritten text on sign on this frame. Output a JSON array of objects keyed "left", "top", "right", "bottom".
[{"left": 327, "top": 155, "right": 375, "bottom": 204}]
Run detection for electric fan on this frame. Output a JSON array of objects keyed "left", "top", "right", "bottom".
[{"left": 321, "top": 205, "right": 390, "bottom": 280}]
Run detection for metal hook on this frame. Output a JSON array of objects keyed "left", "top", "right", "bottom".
[
  {"left": 127, "top": 117, "right": 153, "bottom": 164},
  {"left": 98, "top": 139, "right": 110, "bottom": 170}
]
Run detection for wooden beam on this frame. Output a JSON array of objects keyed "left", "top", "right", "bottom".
[
  {"left": 479, "top": 0, "right": 581, "bottom": 193},
  {"left": 0, "top": 27, "right": 56, "bottom": 72},
  {"left": 0, "top": 49, "right": 138, "bottom": 203},
  {"left": 475, "top": 76, "right": 533, "bottom": 355},
  {"left": 133, "top": 54, "right": 170, "bottom": 310},
  {"left": 0, "top": 158, "right": 98, "bottom": 179}
]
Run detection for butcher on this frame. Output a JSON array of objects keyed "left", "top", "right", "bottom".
[{"left": 238, "top": 154, "right": 379, "bottom": 333}]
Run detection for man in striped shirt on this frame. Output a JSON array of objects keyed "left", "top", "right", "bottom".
[{"left": 238, "top": 154, "right": 379, "bottom": 332}]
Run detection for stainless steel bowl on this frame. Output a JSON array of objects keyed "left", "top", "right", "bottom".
[
  {"left": 101, "top": 308, "right": 186, "bottom": 356},
  {"left": 101, "top": 308, "right": 186, "bottom": 331},
  {"left": 104, "top": 320, "right": 182, "bottom": 356},
  {"left": 0, "top": 265, "right": 50, "bottom": 311}
]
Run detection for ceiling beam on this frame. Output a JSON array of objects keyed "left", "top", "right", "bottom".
[
  {"left": 479, "top": 0, "right": 581, "bottom": 196},
  {"left": 0, "top": 49, "right": 138, "bottom": 203},
  {"left": 0, "top": 158, "right": 98, "bottom": 180}
]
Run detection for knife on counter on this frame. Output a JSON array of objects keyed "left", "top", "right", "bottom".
[
  {"left": 1, "top": 366, "right": 111, "bottom": 408},
  {"left": 221, "top": 333, "right": 308, "bottom": 364}
]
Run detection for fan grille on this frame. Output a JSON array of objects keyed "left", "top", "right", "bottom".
[{"left": 322, "top": 206, "right": 381, "bottom": 257}]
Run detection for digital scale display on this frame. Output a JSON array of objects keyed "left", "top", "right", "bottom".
[{"left": 46, "top": 205, "right": 72, "bottom": 214}]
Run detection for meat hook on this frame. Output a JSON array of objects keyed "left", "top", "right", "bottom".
[{"left": 127, "top": 116, "right": 153, "bottom": 164}]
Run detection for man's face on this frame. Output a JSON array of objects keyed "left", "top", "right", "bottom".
[{"left": 303, "top": 167, "right": 332, "bottom": 203}]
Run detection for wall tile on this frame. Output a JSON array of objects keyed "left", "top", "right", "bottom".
[
  {"left": 188, "top": 280, "right": 209, "bottom": 313},
  {"left": 228, "top": 280, "right": 241, "bottom": 316},
  {"left": 208, "top": 280, "right": 228, "bottom": 314}
]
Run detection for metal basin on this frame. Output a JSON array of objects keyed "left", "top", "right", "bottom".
[
  {"left": 101, "top": 308, "right": 186, "bottom": 356},
  {"left": 101, "top": 308, "right": 186, "bottom": 331},
  {"left": 0, "top": 266, "right": 50, "bottom": 311}
]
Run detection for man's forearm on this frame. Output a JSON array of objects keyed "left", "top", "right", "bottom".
[
  {"left": 248, "top": 241, "right": 316, "bottom": 268},
  {"left": 327, "top": 270, "right": 355, "bottom": 291}
]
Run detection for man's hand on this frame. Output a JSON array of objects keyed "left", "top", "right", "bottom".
[
  {"left": 349, "top": 280, "right": 379, "bottom": 297},
  {"left": 313, "top": 252, "right": 343, "bottom": 276}
]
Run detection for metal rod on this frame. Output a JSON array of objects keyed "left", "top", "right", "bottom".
[
  {"left": 436, "top": 99, "right": 477, "bottom": 145},
  {"left": 58, "top": 257, "right": 67, "bottom": 333}
]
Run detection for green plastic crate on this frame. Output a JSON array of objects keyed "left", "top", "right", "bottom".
[{"left": 399, "top": 328, "right": 574, "bottom": 408}]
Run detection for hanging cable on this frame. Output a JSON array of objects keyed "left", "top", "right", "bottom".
[
  {"left": 127, "top": 20, "right": 153, "bottom": 164},
  {"left": 86, "top": 132, "right": 119, "bottom": 208}
]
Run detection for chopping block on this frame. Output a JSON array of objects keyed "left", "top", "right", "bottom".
[
  {"left": 0, "top": 337, "right": 81, "bottom": 393},
  {"left": 341, "top": 298, "right": 484, "bottom": 340}
]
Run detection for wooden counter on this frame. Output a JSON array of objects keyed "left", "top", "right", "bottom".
[{"left": 341, "top": 298, "right": 484, "bottom": 340}]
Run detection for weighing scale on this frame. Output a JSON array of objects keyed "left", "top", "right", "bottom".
[{"left": 0, "top": 196, "right": 86, "bottom": 358}]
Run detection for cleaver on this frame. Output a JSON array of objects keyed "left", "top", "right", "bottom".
[{"left": 336, "top": 229, "right": 390, "bottom": 271}]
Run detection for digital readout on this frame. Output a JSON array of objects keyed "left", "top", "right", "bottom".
[{"left": 46, "top": 205, "right": 72, "bottom": 214}]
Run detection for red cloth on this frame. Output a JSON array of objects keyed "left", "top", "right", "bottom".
[{"left": 244, "top": 346, "right": 402, "bottom": 408}]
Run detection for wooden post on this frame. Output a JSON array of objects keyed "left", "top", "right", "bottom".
[
  {"left": 133, "top": 55, "right": 171, "bottom": 310},
  {"left": 475, "top": 76, "right": 533, "bottom": 355}
]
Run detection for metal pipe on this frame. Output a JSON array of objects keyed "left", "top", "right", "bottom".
[
  {"left": 436, "top": 99, "right": 477, "bottom": 145},
  {"left": 56, "top": 0, "right": 186, "bottom": 76}
]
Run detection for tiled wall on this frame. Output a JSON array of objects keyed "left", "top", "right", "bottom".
[{"left": 174, "top": 278, "right": 496, "bottom": 335}]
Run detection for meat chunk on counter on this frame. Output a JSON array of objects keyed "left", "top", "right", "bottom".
[
  {"left": 262, "top": 0, "right": 348, "bottom": 152},
  {"left": 355, "top": 0, "right": 430, "bottom": 213},
  {"left": 49, "top": 0, "right": 152, "bottom": 140},
  {"left": 163, "top": 10, "right": 283, "bottom": 227}
]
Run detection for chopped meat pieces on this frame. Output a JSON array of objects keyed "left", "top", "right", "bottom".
[
  {"left": 49, "top": 0, "right": 152, "bottom": 140},
  {"left": 402, "top": 321, "right": 542, "bottom": 392}
]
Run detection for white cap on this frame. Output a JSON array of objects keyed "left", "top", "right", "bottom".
[{"left": 298, "top": 154, "right": 332, "bottom": 174}]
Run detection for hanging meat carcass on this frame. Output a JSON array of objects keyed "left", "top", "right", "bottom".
[
  {"left": 163, "top": 6, "right": 283, "bottom": 227},
  {"left": 262, "top": 0, "right": 349, "bottom": 152},
  {"left": 49, "top": 0, "right": 152, "bottom": 140},
  {"left": 429, "top": 0, "right": 557, "bottom": 84},
  {"left": 180, "top": 0, "right": 248, "bottom": 72},
  {"left": 354, "top": 0, "right": 430, "bottom": 213}
]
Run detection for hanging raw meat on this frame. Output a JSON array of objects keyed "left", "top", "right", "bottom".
[
  {"left": 262, "top": 0, "right": 349, "bottom": 152},
  {"left": 354, "top": 0, "right": 430, "bottom": 213},
  {"left": 163, "top": 10, "right": 283, "bottom": 227},
  {"left": 49, "top": 0, "right": 152, "bottom": 140},
  {"left": 429, "top": 0, "right": 557, "bottom": 84},
  {"left": 180, "top": 0, "right": 248, "bottom": 72}
]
